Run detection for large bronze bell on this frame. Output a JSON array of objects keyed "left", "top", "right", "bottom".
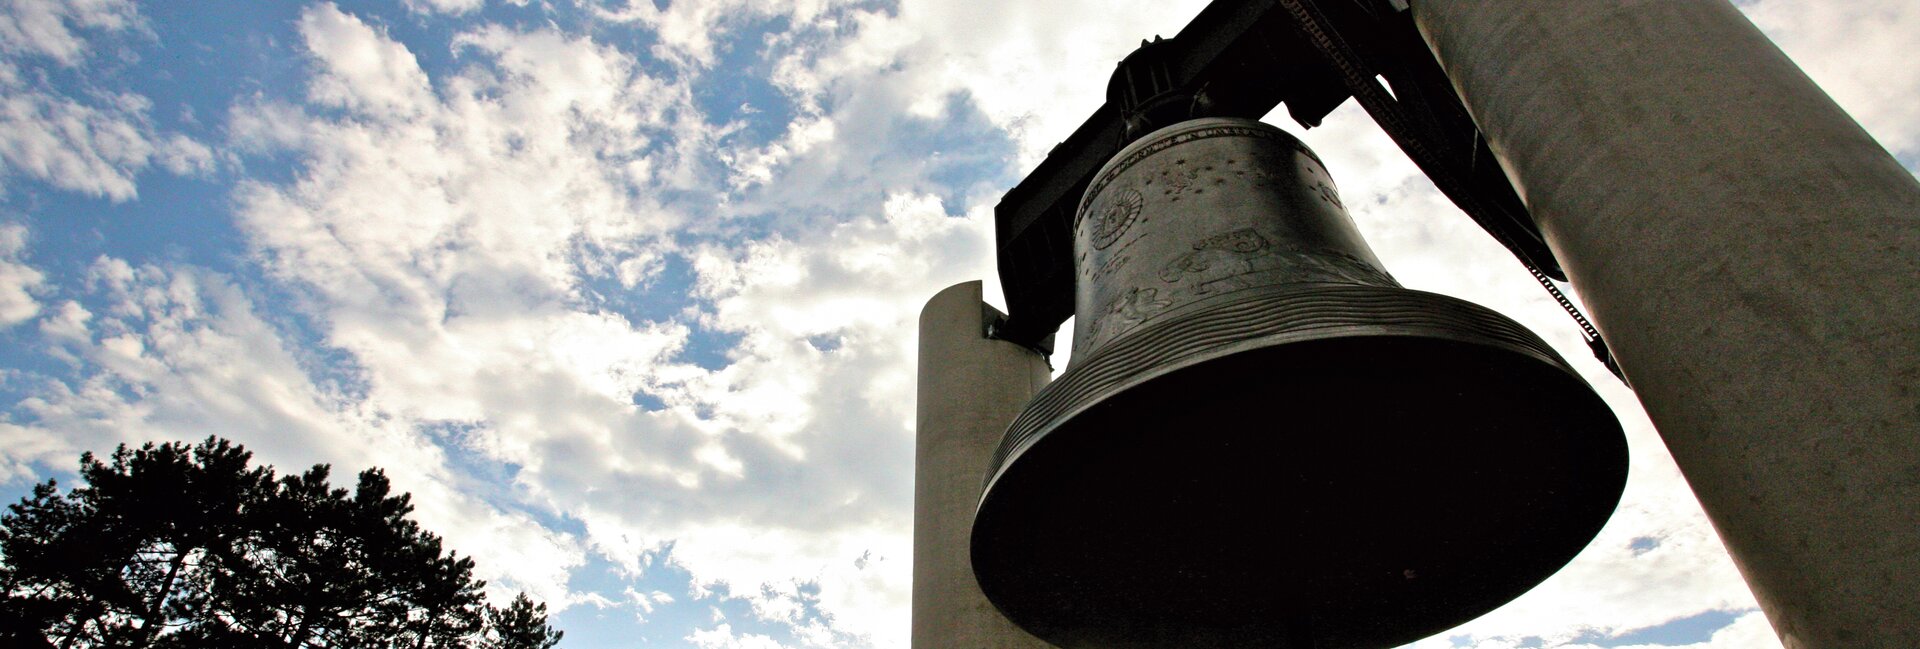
[{"left": 971, "top": 118, "right": 1628, "bottom": 648}]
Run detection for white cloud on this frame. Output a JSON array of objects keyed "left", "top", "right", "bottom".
[
  {"left": 0, "top": 88, "right": 213, "bottom": 201},
  {"left": 622, "top": 586, "right": 676, "bottom": 621},
  {"left": 646, "top": 192, "right": 991, "bottom": 644},
  {"left": 1742, "top": 0, "right": 1920, "bottom": 158},
  {"left": 768, "top": 0, "right": 1213, "bottom": 169},
  {"left": 590, "top": 0, "right": 843, "bottom": 68},
  {"left": 402, "top": 0, "right": 487, "bottom": 16},
  {"left": 225, "top": 5, "right": 942, "bottom": 643},
  {"left": 213, "top": 6, "right": 1027, "bottom": 642},
  {"left": 0, "top": 0, "right": 142, "bottom": 66},
  {"left": 230, "top": 5, "right": 696, "bottom": 431},
  {"left": 298, "top": 3, "right": 436, "bottom": 118},
  {"left": 0, "top": 255, "right": 586, "bottom": 606},
  {"left": 1418, "top": 610, "right": 1777, "bottom": 649},
  {"left": 688, "top": 623, "right": 787, "bottom": 649},
  {"left": 5, "top": 1, "right": 1908, "bottom": 647},
  {"left": 0, "top": 0, "right": 209, "bottom": 201},
  {"left": 0, "top": 223, "right": 43, "bottom": 325},
  {"left": 260, "top": 23, "right": 519, "bottom": 412}
]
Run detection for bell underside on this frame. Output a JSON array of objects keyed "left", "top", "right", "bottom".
[{"left": 971, "top": 118, "right": 1628, "bottom": 649}]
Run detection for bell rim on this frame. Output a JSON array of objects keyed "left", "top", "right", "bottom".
[
  {"left": 980, "top": 282, "right": 1600, "bottom": 501},
  {"left": 970, "top": 283, "right": 1629, "bottom": 648}
]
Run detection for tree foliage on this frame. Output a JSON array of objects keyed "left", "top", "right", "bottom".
[
  {"left": 483, "top": 594, "right": 563, "bottom": 649},
  {"left": 0, "top": 437, "right": 563, "bottom": 648}
]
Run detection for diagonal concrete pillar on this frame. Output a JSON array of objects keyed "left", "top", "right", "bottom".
[
  {"left": 913, "top": 281, "right": 1055, "bottom": 649},
  {"left": 1412, "top": 2, "right": 1920, "bottom": 646}
]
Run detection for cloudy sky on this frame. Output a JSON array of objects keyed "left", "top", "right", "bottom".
[{"left": 0, "top": 0, "right": 1914, "bottom": 647}]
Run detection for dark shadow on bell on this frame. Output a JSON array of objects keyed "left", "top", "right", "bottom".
[{"left": 971, "top": 118, "right": 1627, "bottom": 649}]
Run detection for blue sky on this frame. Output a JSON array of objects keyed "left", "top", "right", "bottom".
[{"left": 1, "top": 0, "right": 1914, "bottom": 647}]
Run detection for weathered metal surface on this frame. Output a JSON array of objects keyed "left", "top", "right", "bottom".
[
  {"left": 1067, "top": 119, "right": 1393, "bottom": 356},
  {"left": 971, "top": 119, "right": 1628, "bottom": 648},
  {"left": 992, "top": 0, "right": 1552, "bottom": 350}
]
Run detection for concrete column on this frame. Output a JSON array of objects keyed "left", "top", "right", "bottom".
[
  {"left": 1410, "top": 2, "right": 1920, "bottom": 647},
  {"left": 913, "top": 281, "right": 1055, "bottom": 649}
]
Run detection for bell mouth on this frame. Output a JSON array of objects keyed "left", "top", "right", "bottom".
[{"left": 971, "top": 283, "right": 1628, "bottom": 649}]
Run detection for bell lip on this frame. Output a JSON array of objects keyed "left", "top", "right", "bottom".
[
  {"left": 976, "top": 282, "right": 1605, "bottom": 504},
  {"left": 1077, "top": 116, "right": 1325, "bottom": 219},
  {"left": 968, "top": 283, "right": 1629, "bottom": 648}
]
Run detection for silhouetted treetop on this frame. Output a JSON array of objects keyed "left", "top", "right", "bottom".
[{"left": 0, "top": 436, "right": 563, "bottom": 649}]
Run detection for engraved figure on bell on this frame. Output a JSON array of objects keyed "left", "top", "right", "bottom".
[
  {"left": 1069, "top": 118, "right": 1398, "bottom": 356},
  {"left": 1314, "top": 180, "right": 1344, "bottom": 209},
  {"left": 1194, "top": 228, "right": 1267, "bottom": 253},
  {"left": 1161, "top": 162, "right": 1201, "bottom": 197},
  {"left": 1158, "top": 227, "right": 1274, "bottom": 293},
  {"left": 1088, "top": 188, "right": 1145, "bottom": 250},
  {"left": 1100, "top": 286, "right": 1174, "bottom": 335}
]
